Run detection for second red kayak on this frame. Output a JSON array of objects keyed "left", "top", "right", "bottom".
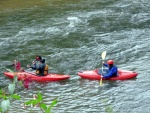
[
  {"left": 4, "top": 71, "right": 70, "bottom": 82},
  {"left": 78, "top": 69, "right": 138, "bottom": 80}
]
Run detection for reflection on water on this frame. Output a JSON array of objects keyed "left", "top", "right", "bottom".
[
  {"left": 0, "top": 0, "right": 80, "bottom": 12},
  {"left": 0, "top": 0, "right": 48, "bottom": 12}
]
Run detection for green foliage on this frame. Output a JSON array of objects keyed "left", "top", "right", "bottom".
[
  {"left": 9, "top": 94, "right": 21, "bottom": 100},
  {"left": 0, "top": 89, "right": 21, "bottom": 112},
  {"left": 25, "top": 92, "right": 58, "bottom": 113},
  {"left": 45, "top": 99, "right": 58, "bottom": 113},
  {"left": 13, "top": 75, "right": 18, "bottom": 83},
  {"left": 40, "top": 103, "right": 47, "bottom": 111},
  {"left": 6, "top": 69, "right": 14, "bottom": 72},
  {"left": 1, "top": 99, "right": 10, "bottom": 113},
  {"left": 8, "top": 83, "right": 15, "bottom": 95},
  {"left": 1, "top": 68, "right": 58, "bottom": 113},
  {"left": 18, "top": 81, "right": 23, "bottom": 86},
  {"left": 25, "top": 92, "right": 42, "bottom": 106},
  {"left": 0, "top": 69, "right": 20, "bottom": 112}
]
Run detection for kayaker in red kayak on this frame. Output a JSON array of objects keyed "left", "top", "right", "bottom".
[
  {"left": 27, "top": 56, "right": 48, "bottom": 76},
  {"left": 36, "top": 56, "right": 49, "bottom": 75},
  {"left": 98, "top": 60, "right": 118, "bottom": 79}
]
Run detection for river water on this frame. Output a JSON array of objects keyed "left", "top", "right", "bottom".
[{"left": 0, "top": 0, "right": 150, "bottom": 113}]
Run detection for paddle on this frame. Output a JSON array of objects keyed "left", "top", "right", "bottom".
[
  {"left": 26, "top": 60, "right": 36, "bottom": 69},
  {"left": 100, "top": 51, "right": 106, "bottom": 86}
]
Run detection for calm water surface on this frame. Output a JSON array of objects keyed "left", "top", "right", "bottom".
[{"left": 0, "top": 0, "right": 150, "bottom": 113}]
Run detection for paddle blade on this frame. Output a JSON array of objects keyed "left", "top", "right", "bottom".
[{"left": 101, "top": 51, "right": 106, "bottom": 60}]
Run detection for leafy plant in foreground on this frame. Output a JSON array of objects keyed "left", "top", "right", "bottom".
[
  {"left": 1, "top": 68, "right": 58, "bottom": 113},
  {"left": 24, "top": 92, "right": 58, "bottom": 113},
  {"left": 0, "top": 69, "right": 20, "bottom": 113}
]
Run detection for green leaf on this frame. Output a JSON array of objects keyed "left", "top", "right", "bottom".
[
  {"left": 37, "top": 92, "right": 43, "bottom": 102},
  {"left": 13, "top": 75, "right": 18, "bottom": 83},
  {"left": 18, "top": 81, "right": 23, "bottom": 86},
  {"left": 45, "top": 107, "right": 51, "bottom": 113},
  {"left": 2, "top": 95, "right": 7, "bottom": 100},
  {"left": 0, "top": 90, "right": 3, "bottom": 94},
  {"left": 0, "top": 90, "right": 4, "bottom": 98},
  {"left": 46, "top": 99, "right": 58, "bottom": 113},
  {"left": 8, "top": 84, "right": 15, "bottom": 95},
  {"left": 32, "top": 100, "right": 39, "bottom": 106},
  {"left": 0, "top": 108, "right": 2, "bottom": 112},
  {"left": 6, "top": 68, "right": 14, "bottom": 72},
  {"left": 50, "top": 99, "right": 58, "bottom": 108},
  {"left": 0, "top": 95, "right": 4, "bottom": 98},
  {"left": 1, "top": 99, "right": 10, "bottom": 112},
  {"left": 11, "top": 94, "right": 20, "bottom": 100},
  {"left": 25, "top": 99, "right": 39, "bottom": 106},
  {"left": 25, "top": 100, "right": 34, "bottom": 105},
  {"left": 40, "top": 103, "right": 47, "bottom": 111}
]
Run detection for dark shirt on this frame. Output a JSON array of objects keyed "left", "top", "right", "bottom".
[{"left": 31, "top": 62, "right": 46, "bottom": 76}]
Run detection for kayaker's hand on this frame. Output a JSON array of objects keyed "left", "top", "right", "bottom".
[
  {"left": 13, "top": 60, "right": 17, "bottom": 63},
  {"left": 32, "top": 61, "right": 35, "bottom": 64},
  {"left": 27, "top": 65, "right": 30, "bottom": 68},
  {"left": 12, "top": 60, "right": 17, "bottom": 65}
]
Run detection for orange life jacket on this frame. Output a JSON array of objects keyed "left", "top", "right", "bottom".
[{"left": 44, "top": 64, "right": 49, "bottom": 75}]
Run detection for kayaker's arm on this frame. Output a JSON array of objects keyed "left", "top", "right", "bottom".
[
  {"left": 27, "top": 61, "right": 37, "bottom": 70},
  {"left": 30, "top": 64, "right": 37, "bottom": 70},
  {"left": 103, "top": 63, "right": 109, "bottom": 67}
]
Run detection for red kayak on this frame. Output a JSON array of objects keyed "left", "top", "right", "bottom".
[
  {"left": 4, "top": 71, "right": 70, "bottom": 82},
  {"left": 78, "top": 69, "right": 138, "bottom": 80}
]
